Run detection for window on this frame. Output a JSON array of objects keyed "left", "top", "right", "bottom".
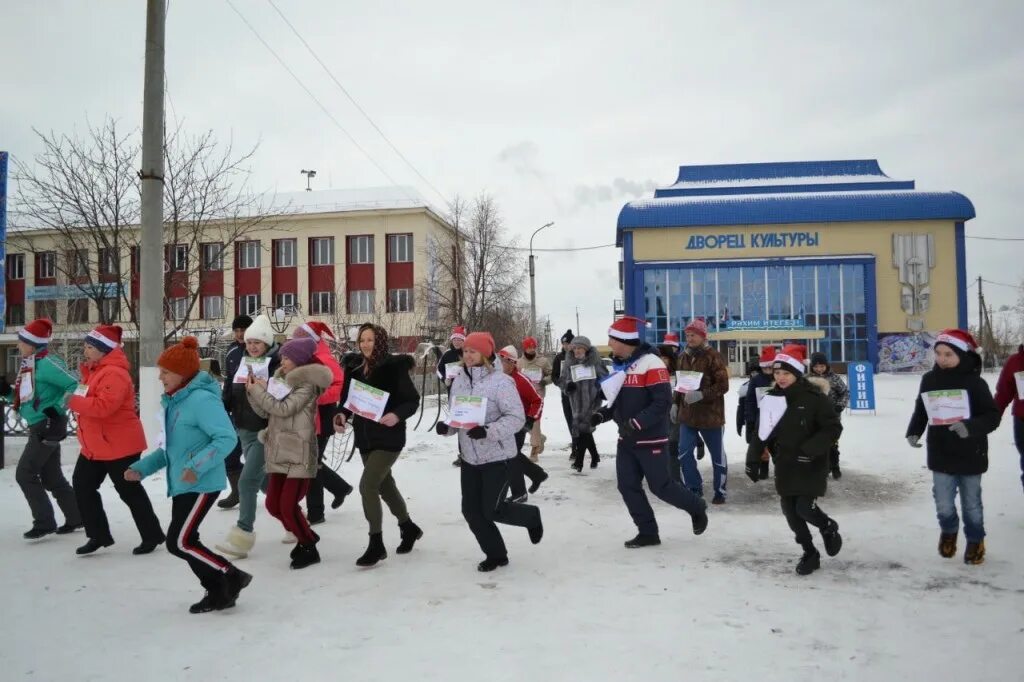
[
  {"left": 68, "top": 250, "right": 89, "bottom": 278},
  {"left": 348, "top": 290, "right": 375, "bottom": 314},
  {"left": 37, "top": 252, "right": 56, "bottom": 279},
  {"left": 100, "top": 298, "right": 120, "bottom": 323},
  {"left": 273, "top": 239, "right": 296, "bottom": 268},
  {"left": 201, "top": 243, "right": 223, "bottom": 271},
  {"left": 98, "top": 248, "right": 119, "bottom": 276},
  {"left": 387, "top": 234, "right": 413, "bottom": 263},
  {"left": 6, "top": 348, "right": 20, "bottom": 378},
  {"left": 6, "top": 254, "right": 25, "bottom": 280},
  {"left": 274, "top": 292, "right": 296, "bottom": 310},
  {"left": 237, "top": 241, "right": 261, "bottom": 270},
  {"left": 349, "top": 236, "right": 374, "bottom": 264},
  {"left": 5, "top": 303, "right": 25, "bottom": 326},
  {"left": 68, "top": 298, "right": 90, "bottom": 324},
  {"left": 309, "top": 291, "right": 335, "bottom": 315},
  {"left": 310, "top": 238, "right": 334, "bottom": 266},
  {"left": 202, "top": 296, "right": 224, "bottom": 320},
  {"left": 166, "top": 297, "right": 189, "bottom": 320},
  {"left": 172, "top": 244, "right": 188, "bottom": 272},
  {"left": 237, "top": 294, "right": 261, "bottom": 316},
  {"left": 34, "top": 300, "right": 58, "bottom": 323},
  {"left": 387, "top": 288, "right": 414, "bottom": 313}
]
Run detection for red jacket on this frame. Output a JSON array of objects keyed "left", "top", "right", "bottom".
[
  {"left": 313, "top": 340, "right": 344, "bottom": 434},
  {"left": 509, "top": 370, "right": 543, "bottom": 421},
  {"left": 994, "top": 347, "right": 1024, "bottom": 419},
  {"left": 67, "top": 347, "right": 148, "bottom": 461}
]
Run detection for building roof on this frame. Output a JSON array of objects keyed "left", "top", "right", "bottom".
[
  {"left": 616, "top": 160, "right": 975, "bottom": 245},
  {"left": 264, "top": 186, "right": 434, "bottom": 215}
]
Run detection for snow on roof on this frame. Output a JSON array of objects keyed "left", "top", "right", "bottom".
[
  {"left": 263, "top": 186, "right": 433, "bottom": 215},
  {"left": 654, "top": 160, "right": 914, "bottom": 197}
]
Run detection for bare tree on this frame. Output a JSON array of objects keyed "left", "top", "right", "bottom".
[
  {"left": 420, "top": 193, "right": 526, "bottom": 336},
  {"left": 328, "top": 289, "right": 420, "bottom": 353}
]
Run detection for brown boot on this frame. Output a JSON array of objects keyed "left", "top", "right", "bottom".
[
  {"left": 217, "top": 470, "right": 242, "bottom": 509},
  {"left": 963, "top": 539, "right": 985, "bottom": 565},
  {"left": 938, "top": 532, "right": 957, "bottom": 559}
]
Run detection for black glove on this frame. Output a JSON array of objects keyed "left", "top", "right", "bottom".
[
  {"left": 745, "top": 462, "right": 760, "bottom": 483},
  {"left": 736, "top": 421, "right": 744, "bottom": 437},
  {"left": 524, "top": 418, "right": 535, "bottom": 431},
  {"left": 41, "top": 407, "right": 68, "bottom": 444},
  {"left": 467, "top": 426, "right": 488, "bottom": 440},
  {"left": 589, "top": 412, "right": 604, "bottom": 428},
  {"left": 435, "top": 422, "right": 450, "bottom": 436},
  {"left": 565, "top": 382, "right": 577, "bottom": 394}
]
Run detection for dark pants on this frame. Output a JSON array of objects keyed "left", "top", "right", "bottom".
[
  {"left": 560, "top": 394, "right": 573, "bottom": 435},
  {"left": 616, "top": 439, "right": 704, "bottom": 536},
  {"left": 829, "top": 443, "right": 840, "bottom": 470},
  {"left": 266, "top": 474, "right": 315, "bottom": 544},
  {"left": 573, "top": 432, "right": 599, "bottom": 468},
  {"left": 72, "top": 453, "right": 164, "bottom": 544},
  {"left": 16, "top": 424, "right": 81, "bottom": 531},
  {"left": 667, "top": 425, "right": 682, "bottom": 483},
  {"left": 461, "top": 459, "right": 541, "bottom": 561},
  {"left": 306, "top": 432, "right": 354, "bottom": 521},
  {"left": 1014, "top": 417, "right": 1024, "bottom": 490},
  {"left": 166, "top": 493, "right": 235, "bottom": 592},
  {"left": 224, "top": 438, "right": 244, "bottom": 474},
  {"left": 780, "top": 495, "right": 833, "bottom": 547},
  {"left": 509, "top": 431, "right": 547, "bottom": 499}
]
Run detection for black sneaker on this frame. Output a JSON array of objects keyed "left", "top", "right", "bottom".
[
  {"left": 76, "top": 538, "right": 115, "bottom": 555},
  {"left": 331, "top": 484, "right": 354, "bottom": 510},
  {"left": 56, "top": 522, "right": 84, "bottom": 535},
  {"left": 307, "top": 516, "right": 326, "bottom": 526},
  {"left": 796, "top": 550, "right": 821, "bottom": 575},
  {"left": 528, "top": 471, "right": 549, "bottom": 494},
  {"left": 189, "top": 592, "right": 220, "bottom": 614},
  {"left": 624, "top": 533, "right": 661, "bottom": 548},
  {"left": 711, "top": 494, "right": 726, "bottom": 505},
  {"left": 133, "top": 536, "right": 165, "bottom": 556},
  {"left": 528, "top": 522, "right": 543, "bottom": 545},
  {"left": 822, "top": 521, "right": 842, "bottom": 557},
  {"left": 23, "top": 527, "right": 56, "bottom": 540},
  {"left": 477, "top": 556, "right": 509, "bottom": 572}
]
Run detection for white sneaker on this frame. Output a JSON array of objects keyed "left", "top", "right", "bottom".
[
  {"left": 215, "top": 526, "right": 255, "bottom": 559},
  {"left": 282, "top": 531, "right": 297, "bottom": 544}
]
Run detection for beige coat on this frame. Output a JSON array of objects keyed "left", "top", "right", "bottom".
[{"left": 248, "top": 363, "right": 333, "bottom": 479}]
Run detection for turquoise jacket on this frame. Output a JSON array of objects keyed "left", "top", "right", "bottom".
[
  {"left": 130, "top": 372, "right": 236, "bottom": 497},
  {"left": 6, "top": 353, "right": 78, "bottom": 426}
]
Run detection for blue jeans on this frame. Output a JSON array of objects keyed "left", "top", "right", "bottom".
[
  {"left": 679, "top": 425, "right": 727, "bottom": 499},
  {"left": 236, "top": 428, "right": 268, "bottom": 533},
  {"left": 931, "top": 472, "right": 985, "bottom": 543}
]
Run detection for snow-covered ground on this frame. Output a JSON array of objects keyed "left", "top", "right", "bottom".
[{"left": 1, "top": 374, "right": 1022, "bottom": 681}]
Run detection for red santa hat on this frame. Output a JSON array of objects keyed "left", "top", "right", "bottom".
[
  {"left": 297, "top": 320, "right": 334, "bottom": 343},
  {"left": 608, "top": 316, "right": 647, "bottom": 345},
  {"left": 773, "top": 344, "right": 807, "bottom": 376},
  {"left": 662, "top": 332, "right": 680, "bottom": 348},
  {"left": 522, "top": 336, "right": 538, "bottom": 350},
  {"left": 450, "top": 326, "right": 467, "bottom": 342},
  {"left": 684, "top": 318, "right": 708, "bottom": 339},
  {"left": 758, "top": 345, "right": 778, "bottom": 367},
  {"left": 934, "top": 329, "right": 978, "bottom": 354},
  {"left": 85, "top": 324, "right": 122, "bottom": 353},
  {"left": 498, "top": 345, "right": 519, "bottom": 361},
  {"left": 18, "top": 318, "right": 53, "bottom": 347}
]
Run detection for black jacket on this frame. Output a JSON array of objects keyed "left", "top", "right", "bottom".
[
  {"left": 436, "top": 345, "right": 463, "bottom": 383},
  {"left": 222, "top": 341, "right": 247, "bottom": 413},
  {"left": 743, "top": 372, "right": 774, "bottom": 428},
  {"left": 747, "top": 376, "right": 842, "bottom": 498},
  {"left": 552, "top": 350, "right": 567, "bottom": 386},
  {"left": 906, "top": 357, "right": 1000, "bottom": 476},
  {"left": 229, "top": 346, "right": 281, "bottom": 432},
  {"left": 340, "top": 354, "right": 420, "bottom": 454}
]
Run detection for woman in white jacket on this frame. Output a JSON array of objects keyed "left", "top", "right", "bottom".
[{"left": 436, "top": 332, "right": 543, "bottom": 571}]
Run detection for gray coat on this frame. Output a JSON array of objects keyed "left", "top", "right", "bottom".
[
  {"left": 447, "top": 365, "right": 525, "bottom": 465},
  {"left": 248, "top": 363, "right": 332, "bottom": 478},
  {"left": 559, "top": 347, "right": 609, "bottom": 437}
]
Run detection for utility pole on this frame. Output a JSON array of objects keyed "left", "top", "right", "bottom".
[
  {"left": 977, "top": 276, "right": 984, "bottom": 369},
  {"left": 138, "top": 0, "right": 166, "bottom": 442},
  {"left": 528, "top": 221, "right": 554, "bottom": 338},
  {"left": 575, "top": 306, "right": 581, "bottom": 336}
]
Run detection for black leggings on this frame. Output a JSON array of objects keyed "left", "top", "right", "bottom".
[
  {"left": 780, "top": 495, "right": 832, "bottom": 548},
  {"left": 306, "top": 432, "right": 354, "bottom": 520},
  {"left": 573, "top": 432, "right": 599, "bottom": 467}
]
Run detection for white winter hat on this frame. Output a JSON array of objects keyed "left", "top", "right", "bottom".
[
  {"left": 497, "top": 345, "right": 519, "bottom": 361},
  {"left": 244, "top": 315, "right": 276, "bottom": 347}
]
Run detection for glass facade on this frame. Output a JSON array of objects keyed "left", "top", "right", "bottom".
[{"left": 642, "top": 260, "right": 870, "bottom": 363}]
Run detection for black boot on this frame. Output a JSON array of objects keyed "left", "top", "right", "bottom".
[
  {"left": 76, "top": 538, "right": 115, "bottom": 555},
  {"left": 477, "top": 556, "right": 509, "bottom": 572},
  {"left": 528, "top": 471, "right": 549, "bottom": 494},
  {"left": 331, "top": 480, "right": 354, "bottom": 509},
  {"left": 23, "top": 526, "right": 56, "bottom": 540},
  {"left": 56, "top": 522, "right": 84, "bottom": 535},
  {"left": 396, "top": 520, "right": 423, "bottom": 555},
  {"left": 821, "top": 520, "right": 842, "bottom": 557},
  {"left": 291, "top": 530, "right": 320, "bottom": 560},
  {"left": 692, "top": 506, "right": 709, "bottom": 536},
  {"left": 624, "top": 533, "right": 661, "bottom": 548},
  {"left": 291, "top": 543, "right": 321, "bottom": 570},
  {"left": 222, "top": 568, "right": 253, "bottom": 608},
  {"left": 590, "top": 453, "right": 600, "bottom": 469},
  {"left": 355, "top": 532, "right": 387, "bottom": 567},
  {"left": 189, "top": 592, "right": 221, "bottom": 614},
  {"left": 217, "top": 470, "right": 242, "bottom": 509},
  {"left": 132, "top": 534, "right": 166, "bottom": 556},
  {"left": 796, "top": 544, "right": 821, "bottom": 575},
  {"left": 528, "top": 521, "right": 543, "bottom": 545}
]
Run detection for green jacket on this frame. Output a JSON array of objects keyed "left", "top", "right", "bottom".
[{"left": 7, "top": 354, "right": 78, "bottom": 426}]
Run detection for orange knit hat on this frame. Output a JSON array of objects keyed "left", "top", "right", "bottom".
[{"left": 158, "top": 336, "right": 201, "bottom": 378}]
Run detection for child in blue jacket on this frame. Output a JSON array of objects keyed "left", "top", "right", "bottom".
[{"left": 125, "top": 337, "right": 251, "bottom": 613}]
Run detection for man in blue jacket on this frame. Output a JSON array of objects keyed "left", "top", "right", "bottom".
[{"left": 592, "top": 317, "right": 708, "bottom": 548}]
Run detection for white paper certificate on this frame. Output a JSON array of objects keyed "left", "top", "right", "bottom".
[
  {"left": 922, "top": 389, "right": 971, "bottom": 426},
  {"left": 600, "top": 371, "right": 627, "bottom": 404},
  {"left": 1015, "top": 371, "right": 1024, "bottom": 401},
  {"left": 267, "top": 377, "right": 292, "bottom": 400},
  {"left": 445, "top": 362, "right": 462, "bottom": 381},
  {"left": 19, "top": 373, "right": 33, "bottom": 401},
  {"left": 571, "top": 365, "right": 596, "bottom": 382},
  {"left": 674, "top": 371, "right": 703, "bottom": 393},
  {"left": 758, "top": 395, "right": 788, "bottom": 441},
  {"left": 234, "top": 356, "right": 270, "bottom": 383},
  {"left": 755, "top": 386, "right": 771, "bottom": 405},
  {"left": 343, "top": 380, "right": 391, "bottom": 423},
  {"left": 448, "top": 395, "right": 488, "bottom": 429},
  {"left": 522, "top": 368, "right": 543, "bottom": 383}
]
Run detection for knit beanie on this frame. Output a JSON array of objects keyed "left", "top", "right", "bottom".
[
  {"left": 662, "top": 332, "right": 680, "bottom": 348},
  {"left": 684, "top": 318, "right": 708, "bottom": 339},
  {"left": 571, "top": 335, "right": 592, "bottom": 350},
  {"left": 560, "top": 329, "right": 575, "bottom": 345},
  {"left": 498, "top": 345, "right": 519, "bottom": 361},
  {"left": 158, "top": 336, "right": 201, "bottom": 378},
  {"left": 522, "top": 336, "right": 538, "bottom": 351},
  {"left": 809, "top": 351, "right": 829, "bottom": 369},
  {"left": 773, "top": 344, "right": 807, "bottom": 377},
  {"left": 463, "top": 332, "right": 496, "bottom": 358},
  {"left": 279, "top": 337, "right": 318, "bottom": 366},
  {"left": 231, "top": 314, "right": 253, "bottom": 331},
  {"left": 85, "top": 324, "right": 122, "bottom": 354},
  {"left": 244, "top": 315, "right": 276, "bottom": 347},
  {"left": 19, "top": 318, "right": 53, "bottom": 349}
]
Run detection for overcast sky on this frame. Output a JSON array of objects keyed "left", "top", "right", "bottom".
[{"left": 3, "top": 1, "right": 1022, "bottom": 341}]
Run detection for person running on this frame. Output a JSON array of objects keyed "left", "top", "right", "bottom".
[
  {"left": 6, "top": 319, "right": 82, "bottom": 540},
  {"left": 498, "top": 345, "right": 549, "bottom": 499},
  {"left": 592, "top": 316, "right": 708, "bottom": 548},
  {"left": 658, "top": 333, "right": 682, "bottom": 482},
  {"left": 436, "top": 326, "right": 466, "bottom": 466},
  {"left": 993, "top": 342, "right": 1024, "bottom": 491},
  {"left": 742, "top": 346, "right": 777, "bottom": 482},
  {"left": 292, "top": 321, "right": 354, "bottom": 524},
  {"left": 67, "top": 324, "right": 164, "bottom": 556},
  {"left": 551, "top": 329, "right": 576, "bottom": 456},
  {"left": 218, "top": 314, "right": 252, "bottom": 510},
  {"left": 560, "top": 336, "right": 608, "bottom": 472},
  {"left": 214, "top": 315, "right": 280, "bottom": 560},
  {"left": 334, "top": 323, "right": 424, "bottom": 567},
  {"left": 517, "top": 336, "right": 552, "bottom": 461},
  {"left": 437, "top": 332, "right": 543, "bottom": 572},
  {"left": 675, "top": 318, "right": 730, "bottom": 504},
  {"left": 809, "top": 351, "right": 850, "bottom": 479},
  {"left": 746, "top": 345, "right": 843, "bottom": 575},
  {"left": 906, "top": 330, "right": 1001, "bottom": 564},
  {"left": 126, "top": 337, "right": 251, "bottom": 614}
]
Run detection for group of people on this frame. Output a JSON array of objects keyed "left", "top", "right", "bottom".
[{"left": 7, "top": 308, "right": 1024, "bottom": 611}]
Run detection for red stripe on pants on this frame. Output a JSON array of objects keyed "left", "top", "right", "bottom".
[{"left": 265, "top": 473, "right": 315, "bottom": 544}]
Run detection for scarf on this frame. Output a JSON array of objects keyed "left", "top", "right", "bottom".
[
  {"left": 359, "top": 323, "right": 390, "bottom": 377},
  {"left": 13, "top": 349, "right": 49, "bottom": 411}
]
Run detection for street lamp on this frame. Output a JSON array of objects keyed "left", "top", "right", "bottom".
[
  {"left": 301, "top": 169, "right": 317, "bottom": 191},
  {"left": 529, "top": 221, "right": 555, "bottom": 338}
]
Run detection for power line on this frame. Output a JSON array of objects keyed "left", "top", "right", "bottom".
[
  {"left": 225, "top": 0, "right": 416, "bottom": 202},
  {"left": 266, "top": 0, "right": 449, "bottom": 207},
  {"left": 981, "top": 278, "right": 1021, "bottom": 290}
]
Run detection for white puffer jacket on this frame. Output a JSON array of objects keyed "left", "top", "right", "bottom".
[{"left": 447, "top": 365, "right": 525, "bottom": 465}]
